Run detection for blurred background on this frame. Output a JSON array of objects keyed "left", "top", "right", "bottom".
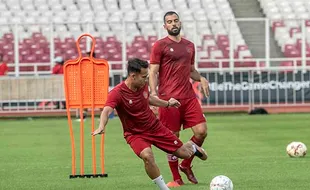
[{"left": 0, "top": 0, "right": 310, "bottom": 117}]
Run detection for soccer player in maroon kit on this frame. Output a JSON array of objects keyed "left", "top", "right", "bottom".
[
  {"left": 92, "top": 58, "right": 207, "bottom": 190},
  {"left": 149, "top": 11, "right": 210, "bottom": 187}
]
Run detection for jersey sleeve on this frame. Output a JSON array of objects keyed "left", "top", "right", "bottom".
[
  {"left": 150, "top": 41, "right": 162, "bottom": 64},
  {"left": 104, "top": 88, "right": 121, "bottom": 109},
  {"left": 191, "top": 43, "right": 195, "bottom": 65}
]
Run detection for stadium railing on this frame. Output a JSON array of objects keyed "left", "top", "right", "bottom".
[{"left": 1, "top": 66, "right": 309, "bottom": 117}]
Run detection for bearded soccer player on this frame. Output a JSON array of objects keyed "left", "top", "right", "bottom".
[
  {"left": 149, "top": 11, "right": 210, "bottom": 187},
  {"left": 92, "top": 58, "right": 207, "bottom": 190}
]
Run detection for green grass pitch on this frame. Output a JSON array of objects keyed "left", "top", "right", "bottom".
[{"left": 0, "top": 113, "right": 310, "bottom": 190}]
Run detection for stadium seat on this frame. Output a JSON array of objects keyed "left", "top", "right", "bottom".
[{"left": 260, "top": 0, "right": 310, "bottom": 62}]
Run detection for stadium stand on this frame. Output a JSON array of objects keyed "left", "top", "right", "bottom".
[
  {"left": 1, "top": 0, "right": 310, "bottom": 116},
  {"left": 259, "top": 0, "right": 310, "bottom": 66},
  {"left": 0, "top": 0, "right": 255, "bottom": 73}
]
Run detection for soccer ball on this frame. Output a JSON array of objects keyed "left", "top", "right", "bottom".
[
  {"left": 210, "top": 175, "right": 233, "bottom": 190},
  {"left": 286, "top": 141, "right": 307, "bottom": 157}
]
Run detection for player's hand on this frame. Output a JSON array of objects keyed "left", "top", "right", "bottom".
[
  {"left": 91, "top": 126, "right": 105, "bottom": 136},
  {"left": 200, "top": 77, "right": 210, "bottom": 98},
  {"left": 168, "top": 98, "right": 181, "bottom": 108}
]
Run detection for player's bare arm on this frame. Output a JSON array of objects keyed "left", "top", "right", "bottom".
[
  {"left": 190, "top": 65, "right": 210, "bottom": 98},
  {"left": 149, "top": 95, "right": 181, "bottom": 108},
  {"left": 91, "top": 106, "right": 114, "bottom": 136},
  {"left": 149, "top": 64, "right": 160, "bottom": 96}
]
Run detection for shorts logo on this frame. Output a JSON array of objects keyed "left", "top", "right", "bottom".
[
  {"left": 174, "top": 140, "right": 178, "bottom": 145},
  {"left": 129, "top": 100, "right": 133, "bottom": 104},
  {"left": 143, "top": 91, "right": 148, "bottom": 99}
]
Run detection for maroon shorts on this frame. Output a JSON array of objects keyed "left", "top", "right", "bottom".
[
  {"left": 125, "top": 124, "right": 183, "bottom": 157},
  {"left": 158, "top": 97, "right": 206, "bottom": 132}
]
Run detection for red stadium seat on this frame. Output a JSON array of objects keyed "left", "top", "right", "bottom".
[
  {"left": 111, "top": 64, "right": 122, "bottom": 70},
  {"left": 198, "top": 62, "right": 219, "bottom": 68},
  {"left": 289, "top": 27, "right": 301, "bottom": 38}
]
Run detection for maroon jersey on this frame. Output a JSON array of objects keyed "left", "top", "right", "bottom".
[
  {"left": 105, "top": 82, "right": 160, "bottom": 137},
  {"left": 150, "top": 37, "right": 196, "bottom": 100}
]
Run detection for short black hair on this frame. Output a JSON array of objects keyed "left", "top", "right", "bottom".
[
  {"left": 163, "top": 11, "right": 179, "bottom": 23},
  {"left": 127, "top": 58, "right": 148, "bottom": 76}
]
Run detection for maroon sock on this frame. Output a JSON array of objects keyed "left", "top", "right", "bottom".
[
  {"left": 181, "top": 136, "right": 205, "bottom": 168},
  {"left": 167, "top": 154, "right": 181, "bottom": 181}
]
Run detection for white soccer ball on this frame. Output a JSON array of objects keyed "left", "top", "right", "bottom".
[
  {"left": 210, "top": 175, "right": 233, "bottom": 190},
  {"left": 286, "top": 141, "right": 307, "bottom": 157}
]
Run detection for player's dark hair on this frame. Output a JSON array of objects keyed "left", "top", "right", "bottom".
[
  {"left": 127, "top": 58, "right": 148, "bottom": 75},
  {"left": 163, "top": 11, "right": 179, "bottom": 23}
]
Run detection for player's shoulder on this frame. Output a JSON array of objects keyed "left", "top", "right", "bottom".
[
  {"left": 181, "top": 37, "right": 194, "bottom": 46},
  {"left": 153, "top": 37, "right": 170, "bottom": 46},
  {"left": 110, "top": 82, "right": 123, "bottom": 93}
]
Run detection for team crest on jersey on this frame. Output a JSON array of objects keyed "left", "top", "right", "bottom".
[
  {"left": 129, "top": 100, "right": 133, "bottom": 104},
  {"left": 186, "top": 46, "right": 192, "bottom": 53},
  {"left": 143, "top": 91, "right": 148, "bottom": 99},
  {"left": 170, "top": 47, "right": 174, "bottom": 52}
]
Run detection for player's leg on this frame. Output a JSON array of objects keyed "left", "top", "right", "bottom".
[
  {"left": 158, "top": 107, "right": 183, "bottom": 187},
  {"left": 180, "top": 98, "right": 207, "bottom": 184},
  {"left": 140, "top": 148, "right": 170, "bottom": 190},
  {"left": 173, "top": 140, "right": 208, "bottom": 161},
  {"left": 151, "top": 127, "right": 207, "bottom": 161},
  {"left": 126, "top": 135, "right": 170, "bottom": 190},
  {"left": 151, "top": 123, "right": 207, "bottom": 188},
  {"left": 181, "top": 123, "right": 207, "bottom": 165},
  {"left": 182, "top": 122, "right": 207, "bottom": 162}
]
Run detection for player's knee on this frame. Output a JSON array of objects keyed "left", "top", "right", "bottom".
[
  {"left": 140, "top": 149, "right": 155, "bottom": 165},
  {"left": 194, "top": 123, "right": 208, "bottom": 139}
]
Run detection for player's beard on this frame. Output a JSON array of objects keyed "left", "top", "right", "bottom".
[{"left": 167, "top": 27, "right": 181, "bottom": 36}]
